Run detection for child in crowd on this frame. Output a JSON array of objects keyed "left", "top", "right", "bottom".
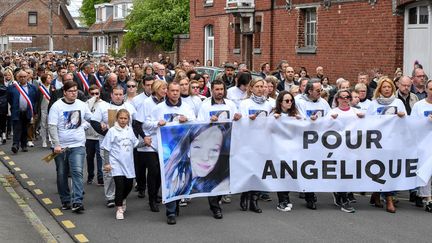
[{"left": 101, "top": 109, "right": 141, "bottom": 220}]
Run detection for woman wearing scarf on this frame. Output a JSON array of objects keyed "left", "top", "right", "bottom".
[
  {"left": 238, "top": 78, "right": 273, "bottom": 213},
  {"left": 366, "top": 77, "right": 406, "bottom": 213}
]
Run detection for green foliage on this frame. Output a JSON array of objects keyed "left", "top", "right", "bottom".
[
  {"left": 123, "top": 0, "right": 190, "bottom": 51},
  {"left": 80, "top": 0, "right": 110, "bottom": 27}
]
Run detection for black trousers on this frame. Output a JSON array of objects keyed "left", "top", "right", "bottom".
[
  {"left": 208, "top": 196, "right": 222, "bottom": 212},
  {"left": 305, "top": 192, "right": 316, "bottom": 202},
  {"left": 85, "top": 139, "right": 103, "bottom": 181},
  {"left": 134, "top": 149, "right": 147, "bottom": 192},
  {"left": 277, "top": 192, "right": 290, "bottom": 203},
  {"left": 0, "top": 114, "right": 6, "bottom": 134},
  {"left": 12, "top": 112, "right": 30, "bottom": 148},
  {"left": 138, "top": 151, "right": 161, "bottom": 202},
  {"left": 113, "top": 176, "right": 133, "bottom": 206}
]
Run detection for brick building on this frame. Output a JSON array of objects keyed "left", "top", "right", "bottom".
[
  {"left": 177, "top": 0, "right": 431, "bottom": 82},
  {"left": 0, "top": 0, "right": 91, "bottom": 53},
  {"left": 88, "top": 0, "right": 132, "bottom": 55}
]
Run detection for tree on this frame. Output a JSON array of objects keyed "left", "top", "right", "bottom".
[
  {"left": 123, "top": 0, "right": 189, "bottom": 51},
  {"left": 80, "top": 0, "right": 110, "bottom": 27}
]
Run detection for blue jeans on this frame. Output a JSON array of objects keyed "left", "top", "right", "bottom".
[{"left": 54, "top": 146, "right": 85, "bottom": 204}]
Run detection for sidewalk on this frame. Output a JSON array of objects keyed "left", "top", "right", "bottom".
[{"left": 0, "top": 164, "right": 46, "bottom": 242}]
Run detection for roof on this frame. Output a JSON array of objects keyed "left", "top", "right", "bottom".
[
  {"left": 88, "top": 16, "right": 126, "bottom": 34},
  {"left": 0, "top": 0, "right": 23, "bottom": 20},
  {"left": 110, "top": 0, "right": 132, "bottom": 4}
]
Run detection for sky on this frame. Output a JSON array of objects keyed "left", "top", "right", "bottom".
[{"left": 67, "top": 0, "right": 83, "bottom": 18}]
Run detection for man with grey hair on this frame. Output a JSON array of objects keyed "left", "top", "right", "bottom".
[
  {"left": 295, "top": 78, "right": 331, "bottom": 210},
  {"left": 73, "top": 62, "right": 97, "bottom": 95},
  {"left": 397, "top": 76, "right": 419, "bottom": 115},
  {"left": 273, "top": 60, "right": 289, "bottom": 82},
  {"left": 411, "top": 68, "right": 427, "bottom": 100},
  {"left": 101, "top": 73, "right": 119, "bottom": 102}
]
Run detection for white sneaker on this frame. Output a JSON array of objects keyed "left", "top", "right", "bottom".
[
  {"left": 122, "top": 200, "right": 127, "bottom": 212},
  {"left": 27, "top": 141, "right": 34, "bottom": 147},
  {"left": 179, "top": 198, "right": 188, "bottom": 207},
  {"left": 116, "top": 208, "right": 124, "bottom": 220},
  {"left": 42, "top": 142, "right": 47, "bottom": 148}
]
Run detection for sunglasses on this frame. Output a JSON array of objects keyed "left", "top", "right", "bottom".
[
  {"left": 283, "top": 99, "right": 293, "bottom": 103},
  {"left": 90, "top": 92, "right": 100, "bottom": 95},
  {"left": 339, "top": 96, "right": 352, "bottom": 100},
  {"left": 191, "top": 86, "right": 200, "bottom": 89},
  {"left": 127, "top": 85, "right": 136, "bottom": 88}
]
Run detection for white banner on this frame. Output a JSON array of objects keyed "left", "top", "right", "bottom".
[
  {"left": 8, "top": 36, "right": 32, "bottom": 43},
  {"left": 158, "top": 116, "right": 432, "bottom": 203}
]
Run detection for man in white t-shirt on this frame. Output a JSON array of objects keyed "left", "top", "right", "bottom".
[
  {"left": 295, "top": 79, "right": 331, "bottom": 210},
  {"left": 48, "top": 81, "right": 92, "bottom": 213}
]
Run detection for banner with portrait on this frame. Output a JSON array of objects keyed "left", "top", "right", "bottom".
[{"left": 158, "top": 117, "right": 432, "bottom": 203}]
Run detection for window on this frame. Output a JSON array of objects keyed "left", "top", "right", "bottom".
[
  {"left": 28, "top": 12, "right": 37, "bottom": 26},
  {"left": 234, "top": 17, "right": 241, "bottom": 51},
  {"left": 296, "top": 7, "right": 317, "bottom": 54},
  {"left": 305, "top": 8, "right": 317, "bottom": 47},
  {"left": 204, "top": 25, "right": 214, "bottom": 67},
  {"left": 114, "top": 4, "right": 132, "bottom": 19},
  {"left": 408, "top": 6, "right": 429, "bottom": 25},
  {"left": 96, "top": 7, "right": 102, "bottom": 22},
  {"left": 204, "top": 0, "right": 214, "bottom": 6},
  {"left": 254, "top": 15, "right": 262, "bottom": 50}
]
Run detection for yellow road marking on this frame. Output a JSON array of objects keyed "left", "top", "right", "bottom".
[
  {"left": 62, "top": 220, "right": 75, "bottom": 229},
  {"left": 51, "top": 208, "right": 63, "bottom": 216},
  {"left": 20, "top": 173, "right": 28, "bottom": 179},
  {"left": 34, "top": 189, "right": 43, "bottom": 195},
  {"left": 3, "top": 156, "right": 10, "bottom": 160},
  {"left": 8, "top": 161, "right": 15, "bottom": 166},
  {"left": 14, "top": 167, "right": 21, "bottom": 172},
  {"left": 74, "top": 234, "right": 89, "bottom": 243},
  {"left": 27, "top": 181, "right": 35, "bottom": 186},
  {"left": 42, "top": 198, "right": 52, "bottom": 205}
]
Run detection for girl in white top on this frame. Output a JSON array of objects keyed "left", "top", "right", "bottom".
[{"left": 101, "top": 109, "right": 140, "bottom": 220}]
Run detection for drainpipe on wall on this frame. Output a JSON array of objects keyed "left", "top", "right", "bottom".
[{"left": 270, "top": 0, "right": 275, "bottom": 69}]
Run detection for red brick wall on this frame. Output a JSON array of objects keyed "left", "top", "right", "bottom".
[
  {"left": 178, "top": 0, "right": 404, "bottom": 83},
  {"left": 0, "top": 0, "right": 91, "bottom": 52}
]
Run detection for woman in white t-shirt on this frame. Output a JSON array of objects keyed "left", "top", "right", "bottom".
[
  {"left": 366, "top": 77, "right": 406, "bottom": 214},
  {"left": 328, "top": 89, "right": 365, "bottom": 213},
  {"left": 101, "top": 109, "right": 140, "bottom": 220},
  {"left": 239, "top": 78, "right": 272, "bottom": 214}
]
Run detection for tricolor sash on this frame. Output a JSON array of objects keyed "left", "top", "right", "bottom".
[
  {"left": 13, "top": 81, "right": 34, "bottom": 115},
  {"left": 77, "top": 71, "right": 90, "bottom": 91},
  {"left": 93, "top": 74, "right": 102, "bottom": 87},
  {"left": 39, "top": 84, "right": 51, "bottom": 101}
]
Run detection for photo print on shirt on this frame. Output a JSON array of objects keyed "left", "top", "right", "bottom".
[{"left": 63, "top": 110, "right": 81, "bottom": 129}]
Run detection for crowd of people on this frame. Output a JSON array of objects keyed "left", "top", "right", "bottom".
[{"left": 0, "top": 51, "right": 431, "bottom": 225}]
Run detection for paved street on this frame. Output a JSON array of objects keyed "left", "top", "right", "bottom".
[{"left": 1, "top": 141, "right": 432, "bottom": 243}]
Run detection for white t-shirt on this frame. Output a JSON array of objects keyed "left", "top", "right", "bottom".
[
  {"left": 100, "top": 125, "right": 139, "bottom": 178},
  {"left": 239, "top": 98, "right": 273, "bottom": 117},
  {"left": 197, "top": 98, "right": 238, "bottom": 121},
  {"left": 135, "top": 97, "right": 161, "bottom": 152},
  {"left": 328, "top": 107, "right": 361, "bottom": 117},
  {"left": 227, "top": 86, "right": 247, "bottom": 109},
  {"left": 411, "top": 99, "right": 432, "bottom": 118},
  {"left": 48, "top": 99, "right": 92, "bottom": 148},
  {"left": 131, "top": 92, "right": 150, "bottom": 113},
  {"left": 296, "top": 95, "right": 331, "bottom": 118},
  {"left": 91, "top": 101, "right": 137, "bottom": 127},
  {"left": 366, "top": 98, "right": 407, "bottom": 116},
  {"left": 358, "top": 99, "right": 372, "bottom": 111},
  {"left": 181, "top": 95, "right": 202, "bottom": 117}
]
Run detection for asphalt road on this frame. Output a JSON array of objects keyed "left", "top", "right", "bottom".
[{"left": 1, "top": 141, "right": 432, "bottom": 243}]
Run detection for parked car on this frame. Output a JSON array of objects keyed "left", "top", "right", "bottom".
[{"left": 195, "top": 66, "right": 261, "bottom": 83}]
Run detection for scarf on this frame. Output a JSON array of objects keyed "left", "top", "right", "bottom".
[
  {"left": 376, "top": 95, "right": 395, "bottom": 105},
  {"left": 250, "top": 93, "right": 266, "bottom": 104}
]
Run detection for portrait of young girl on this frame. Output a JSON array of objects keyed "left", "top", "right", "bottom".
[{"left": 160, "top": 122, "right": 232, "bottom": 200}]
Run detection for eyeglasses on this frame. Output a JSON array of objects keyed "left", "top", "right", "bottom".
[
  {"left": 191, "top": 86, "right": 200, "bottom": 89},
  {"left": 90, "top": 92, "right": 100, "bottom": 95},
  {"left": 283, "top": 99, "right": 293, "bottom": 103},
  {"left": 127, "top": 85, "right": 136, "bottom": 88},
  {"left": 338, "top": 96, "right": 352, "bottom": 100},
  {"left": 66, "top": 89, "right": 78, "bottom": 93}
]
